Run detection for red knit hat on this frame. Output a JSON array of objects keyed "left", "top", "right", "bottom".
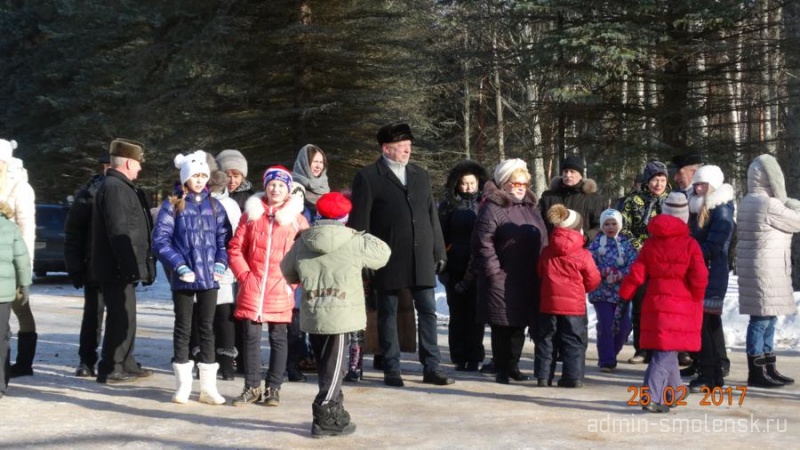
[{"left": 316, "top": 192, "right": 352, "bottom": 221}]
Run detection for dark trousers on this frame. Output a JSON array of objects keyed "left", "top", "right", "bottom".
[
  {"left": 310, "top": 333, "right": 347, "bottom": 406},
  {"left": 490, "top": 325, "right": 525, "bottom": 374},
  {"left": 242, "top": 321, "right": 288, "bottom": 389},
  {"left": 190, "top": 302, "right": 237, "bottom": 359},
  {"left": 699, "top": 313, "right": 726, "bottom": 383},
  {"left": 0, "top": 302, "right": 11, "bottom": 393},
  {"left": 287, "top": 308, "right": 311, "bottom": 370},
  {"left": 78, "top": 284, "right": 105, "bottom": 367},
  {"left": 445, "top": 283, "right": 485, "bottom": 365},
  {"left": 631, "top": 284, "right": 647, "bottom": 353},
  {"left": 173, "top": 289, "right": 217, "bottom": 364},
  {"left": 534, "top": 314, "right": 586, "bottom": 381},
  {"left": 98, "top": 283, "right": 138, "bottom": 376},
  {"left": 377, "top": 287, "right": 441, "bottom": 374}
]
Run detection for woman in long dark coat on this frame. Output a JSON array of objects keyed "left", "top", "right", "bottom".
[
  {"left": 438, "top": 160, "right": 489, "bottom": 371},
  {"left": 472, "top": 159, "right": 547, "bottom": 384}
]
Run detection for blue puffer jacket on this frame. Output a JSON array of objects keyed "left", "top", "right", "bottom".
[{"left": 153, "top": 190, "right": 230, "bottom": 291}]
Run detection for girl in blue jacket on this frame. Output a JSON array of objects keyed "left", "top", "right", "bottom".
[{"left": 153, "top": 151, "right": 230, "bottom": 405}]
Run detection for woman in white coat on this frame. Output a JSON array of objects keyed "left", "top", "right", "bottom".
[{"left": 736, "top": 154, "right": 800, "bottom": 388}]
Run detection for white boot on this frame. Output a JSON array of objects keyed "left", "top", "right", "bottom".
[
  {"left": 198, "top": 362, "right": 226, "bottom": 405},
  {"left": 172, "top": 361, "right": 194, "bottom": 404}
]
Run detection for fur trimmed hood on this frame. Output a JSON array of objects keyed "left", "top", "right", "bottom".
[
  {"left": 748, "top": 154, "right": 800, "bottom": 211},
  {"left": 689, "top": 183, "right": 735, "bottom": 214},
  {"left": 243, "top": 191, "right": 305, "bottom": 225},
  {"left": 443, "top": 160, "right": 489, "bottom": 205},
  {"left": 548, "top": 176, "right": 598, "bottom": 195},
  {"left": 483, "top": 180, "right": 538, "bottom": 207}
]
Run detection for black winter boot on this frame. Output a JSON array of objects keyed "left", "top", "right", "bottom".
[
  {"left": 747, "top": 354, "right": 784, "bottom": 388},
  {"left": 344, "top": 344, "right": 363, "bottom": 382},
  {"left": 218, "top": 354, "right": 236, "bottom": 381},
  {"left": 311, "top": 403, "right": 356, "bottom": 438},
  {"left": 10, "top": 332, "right": 37, "bottom": 378},
  {"left": 764, "top": 352, "right": 794, "bottom": 385}
]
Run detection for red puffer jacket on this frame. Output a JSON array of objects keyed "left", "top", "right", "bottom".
[
  {"left": 229, "top": 193, "right": 309, "bottom": 323},
  {"left": 619, "top": 214, "right": 708, "bottom": 352},
  {"left": 538, "top": 227, "right": 601, "bottom": 316}
]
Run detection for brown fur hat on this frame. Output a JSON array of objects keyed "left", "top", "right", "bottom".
[{"left": 109, "top": 138, "right": 145, "bottom": 162}]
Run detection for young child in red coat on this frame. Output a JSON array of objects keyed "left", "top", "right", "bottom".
[
  {"left": 620, "top": 192, "right": 708, "bottom": 412},
  {"left": 534, "top": 204, "right": 601, "bottom": 388}
]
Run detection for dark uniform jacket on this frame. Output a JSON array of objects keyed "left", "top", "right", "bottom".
[
  {"left": 538, "top": 176, "right": 604, "bottom": 244},
  {"left": 349, "top": 157, "right": 446, "bottom": 291},
  {"left": 90, "top": 168, "right": 156, "bottom": 284}
]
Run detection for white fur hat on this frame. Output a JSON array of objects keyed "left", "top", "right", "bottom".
[
  {"left": 493, "top": 158, "right": 528, "bottom": 185},
  {"left": 599, "top": 208, "right": 623, "bottom": 234},
  {"left": 692, "top": 165, "right": 724, "bottom": 190},
  {"left": 174, "top": 150, "right": 211, "bottom": 185},
  {"left": 0, "top": 139, "right": 18, "bottom": 164}
]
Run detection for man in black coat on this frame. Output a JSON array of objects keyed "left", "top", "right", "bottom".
[
  {"left": 91, "top": 138, "right": 156, "bottom": 384},
  {"left": 538, "top": 155, "right": 605, "bottom": 244},
  {"left": 349, "top": 122, "right": 454, "bottom": 387},
  {"left": 64, "top": 153, "right": 110, "bottom": 378}
]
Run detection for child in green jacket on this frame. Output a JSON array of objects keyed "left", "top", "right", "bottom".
[
  {"left": 0, "top": 201, "right": 32, "bottom": 398},
  {"left": 281, "top": 192, "right": 390, "bottom": 438}
]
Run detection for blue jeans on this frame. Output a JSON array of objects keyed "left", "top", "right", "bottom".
[
  {"left": 746, "top": 315, "right": 777, "bottom": 356},
  {"left": 377, "top": 287, "right": 441, "bottom": 374}
]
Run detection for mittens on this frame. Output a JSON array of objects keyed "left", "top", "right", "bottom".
[
  {"left": 213, "top": 262, "right": 226, "bottom": 281},
  {"left": 176, "top": 265, "right": 196, "bottom": 283}
]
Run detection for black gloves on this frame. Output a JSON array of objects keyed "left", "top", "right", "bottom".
[
  {"left": 70, "top": 272, "right": 84, "bottom": 290},
  {"left": 434, "top": 259, "right": 447, "bottom": 275},
  {"left": 18, "top": 285, "right": 30, "bottom": 306}
]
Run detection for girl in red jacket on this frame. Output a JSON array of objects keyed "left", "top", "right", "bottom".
[
  {"left": 620, "top": 192, "right": 708, "bottom": 413},
  {"left": 228, "top": 166, "right": 309, "bottom": 407},
  {"left": 534, "top": 204, "right": 601, "bottom": 388}
]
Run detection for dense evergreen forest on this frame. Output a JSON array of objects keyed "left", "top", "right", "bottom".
[{"left": 1, "top": 0, "right": 798, "bottom": 208}]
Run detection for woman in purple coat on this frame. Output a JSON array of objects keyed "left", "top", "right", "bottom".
[{"left": 472, "top": 158, "right": 548, "bottom": 384}]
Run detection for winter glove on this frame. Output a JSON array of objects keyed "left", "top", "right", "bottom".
[
  {"left": 176, "top": 265, "right": 196, "bottom": 283},
  {"left": 213, "top": 262, "right": 226, "bottom": 281},
  {"left": 454, "top": 279, "right": 470, "bottom": 295},
  {"left": 434, "top": 259, "right": 447, "bottom": 275},
  {"left": 18, "top": 285, "right": 30, "bottom": 306},
  {"left": 612, "top": 302, "right": 628, "bottom": 334},
  {"left": 70, "top": 271, "right": 84, "bottom": 290},
  {"left": 605, "top": 268, "right": 622, "bottom": 284}
]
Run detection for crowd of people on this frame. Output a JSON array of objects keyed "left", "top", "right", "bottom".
[{"left": 0, "top": 124, "right": 798, "bottom": 435}]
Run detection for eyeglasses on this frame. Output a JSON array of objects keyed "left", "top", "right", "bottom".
[{"left": 508, "top": 182, "right": 529, "bottom": 189}]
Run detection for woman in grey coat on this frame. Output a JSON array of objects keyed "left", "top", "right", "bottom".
[{"left": 736, "top": 154, "right": 800, "bottom": 388}]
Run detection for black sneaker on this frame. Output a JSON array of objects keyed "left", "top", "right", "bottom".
[
  {"left": 508, "top": 369, "right": 531, "bottom": 381},
  {"left": 75, "top": 363, "right": 95, "bottom": 378},
  {"left": 232, "top": 386, "right": 263, "bottom": 406},
  {"left": 557, "top": 378, "right": 583, "bottom": 388},
  {"left": 479, "top": 360, "right": 497, "bottom": 374},
  {"left": 423, "top": 371, "right": 455, "bottom": 386},
  {"left": 537, "top": 378, "right": 552, "bottom": 387},
  {"left": 384, "top": 373, "right": 404, "bottom": 387},
  {"left": 96, "top": 371, "right": 137, "bottom": 384},
  {"left": 287, "top": 368, "right": 307, "bottom": 382}
]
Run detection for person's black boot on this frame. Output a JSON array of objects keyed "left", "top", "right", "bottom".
[
  {"left": 747, "top": 354, "right": 784, "bottom": 388},
  {"left": 311, "top": 403, "right": 356, "bottom": 438},
  {"left": 218, "top": 354, "right": 236, "bottom": 381},
  {"left": 764, "top": 352, "right": 794, "bottom": 385},
  {"left": 680, "top": 360, "right": 699, "bottom": 377},
  {"left": 9, "top": 332, "right": 37, "bottom": 378}
]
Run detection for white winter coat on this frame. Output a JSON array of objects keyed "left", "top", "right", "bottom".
[
  {"left": 736, "top": 154, "right": 800, "bottom": 316},
  {"left": 0, "top": 159, "right": 36, "bottom": 265}
]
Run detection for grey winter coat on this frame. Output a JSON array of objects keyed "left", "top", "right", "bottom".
[
  {"left": 281, "top": 221, "right": 391, "bottom": 334},
  {"left": 736, "top": 154, "right": 800, "bottom": 316}
]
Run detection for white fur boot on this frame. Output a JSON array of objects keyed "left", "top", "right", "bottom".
[
  {"left": 198, "top": 362, "right": 226, "bottom": 405},
  {"left": 172, "top": 361, "right": 194, "bottom": 404}
]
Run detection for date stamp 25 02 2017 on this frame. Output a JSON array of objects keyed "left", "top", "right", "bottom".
[{"left": 626, "top": 385, "right": 748, "bottom": 407}]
